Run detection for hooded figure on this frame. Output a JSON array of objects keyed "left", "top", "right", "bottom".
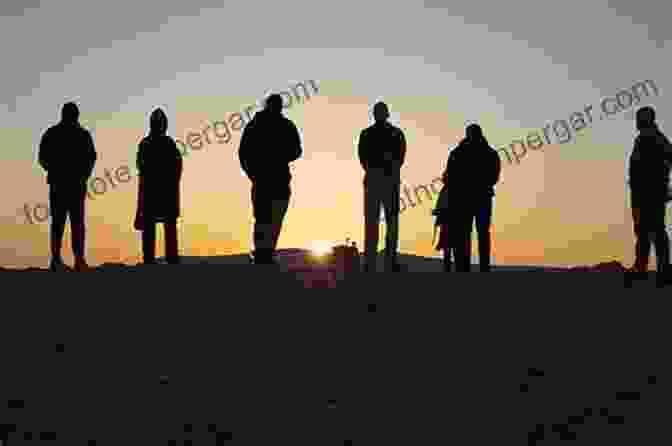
[
  {"left": 432, "top": 151, "right": 471, "bottom": 272},
  {"left": 134, "top": 108, "right": 183, "bottom": 264}
]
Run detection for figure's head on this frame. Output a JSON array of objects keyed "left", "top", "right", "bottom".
[
  {"left": 465, "top": 123, "right": 483, "bottom": 141},
  {"left": 264, "top": 94, "right": 283, "bottom": 113},
  {"left": 373, "top": 102, "right": 389, "bottom": 123},
  {"left": 636, "top": 106, "right": 656, "bottom": 131},
  {"left": 150, "top": 108, "right": 168, "bottom": 134},
  {"left": 61, "top": 102, "right": 79, "bottom": 123}
]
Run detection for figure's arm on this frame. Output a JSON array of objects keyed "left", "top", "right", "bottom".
[
  {"left": 238, "top": 125, "right": 254, "bottom": 179},
  {"left": 38, "top": 129, "right": 51, "bottom": 171},
  {"left": 661, "top": 134, "right": 672, "bottom": 167},
  {"left": 492, "top": 150, "right": 501, "bottom": 186},
  {"left": 445, "top": 152, "right": 456, "bottom": 187},
  {"left": 137, "top": 142, "right": 145, "bottom": 176},
  {"left": 398, "top": 129, "right": 407, "bottom": 167},
  {"left": 288, "top": 122, "right": 302, "bottom": 162},
  {"left": 627, "top": 140, "right": 639, "bottom": 189},
  {"left": 85, "top": 130, "right": 97, "bottom": 179},
  {"left": 358, "top": 130, "right": 368, "bottom": 171},
  {"left": 173, "top": 139, "right": 183, "bottom": 182}
]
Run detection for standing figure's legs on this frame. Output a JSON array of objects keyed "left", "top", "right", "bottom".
[
  {"left": 48, "top": 183, "right": 68, "bottom": 270},
  {"left": 475, "top": 198, "right": 493, "bottom": 272},
  {"left": 382, "top": 180, "right": 401, "bottom": 271},
  {"left": 453, "top": 206, "right": 472, "bottom": 272},
  {"left": 632, "top": 204, "right": 651, "bottom": 273},
  {"left": 142, "top": 219, "right": 157, "bottom": 264},
  {"left": 650, "top": 203, "right": 670, "bottom": 272},
  {"left": 438, "top": 223, "right": 452, "bottom": 272},
  {"left": 69, "top": 182, "right": 88, "bottom": 270},
  {"left": 652, "top": 202, "right": 671, "bottom": 286},
  {"left": 269, "top": 191, "right": 290, "bottom": 254},
  {"left": 443, "top": 248, "right": 453, "bottom": 272},
  {"left": 364, "top": 178, "right": 383, "bottom": 271},
  {"left": 251, "top": 183, "right": 277, "bottom": 264},
  {"left": 164, "top": 220, "right": 179, "bottom": 264}
]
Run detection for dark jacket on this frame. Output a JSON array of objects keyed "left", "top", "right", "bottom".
[
  {"left": 238, "top": 109, "right": 302, "bottom": 186},
  {"left": 136, "top": 134, "right": 183, "bottom": 224},
  {"left": 628, "top": 126, "right": 672, "bottom": 202},
  {"left": 358, "top": 121, "right": 406, "bottom": 181},
  {"left": 445, "top": 137, "right": 501, "bottom": 203},
  {"left": 38, "top": 121, "right": 96, "bottom": 185}
]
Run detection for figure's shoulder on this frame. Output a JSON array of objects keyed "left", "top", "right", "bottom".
[
  {"left": 284, "top": 116, "right": 299, "bottom": 130},
  {"left": 47, "top": 123, "right": 67, "bottom": 135},
  {"left": 41, "top": 125, "right": 57, "bottom": 137},
  {"left": 161, "top": 135, "right": 177, "bottom": 147},
  {"left": 81, "top": 126, "right": 93, "bottom": 138},
  {"left": 157, "top": 134, "right": 177, "bottom": 146},
  {"left": 629, "top": 142, "right": 642, "bottom": 159},
  {"left": 138, "top": 135, "right": 155, "bottom": 148},
  {"left": 63, "top": 124, "right": 91, "bottom": 140},
  {"left": 243, "top": 114, "right": 259, "bottom": 129},
  {"left": 655, "top": 130, "right": 671, "bottom": 146},
  {"left": 387, "top": 123, "right": 403, "bottom": 136}
]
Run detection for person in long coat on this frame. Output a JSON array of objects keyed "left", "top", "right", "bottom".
[
  {"left": 134, "top": 108, "right": 183, "bottom": 264},
  {"left": 433, "top": 166, "right": 471, "bottom": 272}
]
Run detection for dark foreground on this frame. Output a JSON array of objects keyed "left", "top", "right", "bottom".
[{"left": 1, "top": 260, "right": 669, "bottom": 445}]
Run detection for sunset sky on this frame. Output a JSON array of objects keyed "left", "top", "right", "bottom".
[{"left": 1, "top": 0, "right": 671, "bottom": 268}]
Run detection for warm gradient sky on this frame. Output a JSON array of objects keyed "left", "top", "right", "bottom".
[{"left": 1, "top": 0, "right": 671, "bottom": 268}]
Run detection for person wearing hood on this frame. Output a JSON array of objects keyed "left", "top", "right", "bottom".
[
  {"left": 432, "top": 164, "right": 471, "bottom": 272},
  {"left": 627, "top": 106, "right": 672, "bottom": 284},
  {"left": 38, "top": 102, "right": 97, "bottom": 271},
  {"left": 238, "top": 93, "right": 303, "bottom": 264},
  {"left": 445, "top": 123, "right": 501, "bottom": 272},
  {"left": 134, "top": 108, "right": 183, "bottom": 264}
]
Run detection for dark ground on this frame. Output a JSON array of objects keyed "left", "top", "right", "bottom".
[{"left": 1, "top": 258, "right": 669, "bottom": 445}]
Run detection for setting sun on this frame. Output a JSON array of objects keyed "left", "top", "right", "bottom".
[{"left": 310, "top": 240, "right": 333, "bottom": 257}]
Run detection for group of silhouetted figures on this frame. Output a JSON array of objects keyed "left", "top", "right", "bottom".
[{"left": 38, "top": 97, "right": 672, "bottom": 279}]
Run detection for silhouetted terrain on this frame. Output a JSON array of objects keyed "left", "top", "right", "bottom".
[
  {"left": 1, "top": 271, "right": 667, "bottom": 445},
  {"left": 0, "top": 249, "right": 558, "bottom": 272}
]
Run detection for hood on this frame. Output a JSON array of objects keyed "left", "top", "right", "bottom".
[{"left": 149, "top": 108, "right": 168, "bottom": 135}]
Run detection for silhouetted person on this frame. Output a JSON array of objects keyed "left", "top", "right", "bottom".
[
  {"left": 358, "top": 102, "right": 407, "bottom": 272},
  {"left": 447, "top": 124, "right": 501, "bottom": 272},
  {"left": 239, "top": 94, "right": 302, "bottom": 264},
  {"left": 628, "top": 106, "right": 672, "bottom": 281},
  {"left": 433, "top": 169, "right": 471, "bottom": 272},
  {"left": 38, "top": 102, "right": 96, "bottom": 271},
  {"left": 134, "top": 108, "right": 183, "bottom": 264}
]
